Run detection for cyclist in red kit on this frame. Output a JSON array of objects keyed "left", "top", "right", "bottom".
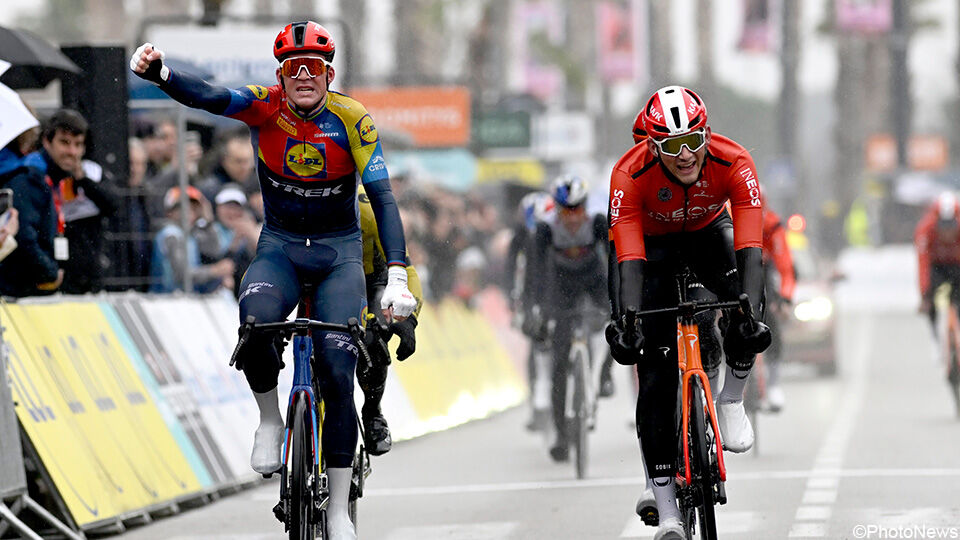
[{"left": 606, "top": 85, "right": 770, "bottom": 539}]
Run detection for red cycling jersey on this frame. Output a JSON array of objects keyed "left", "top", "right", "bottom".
[
  {"left": 609, "top": 133, "right": 763, "bottom": 262},
  {"left": 914, "top": 200, "right": 960, "bottom": 297},
  {"left": 762, "top": 208, "right": 796, "bottom": 301}
]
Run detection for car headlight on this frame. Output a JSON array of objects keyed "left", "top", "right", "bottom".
[{"left": 793, "top": 296, "right": 833, "bottom": 322}]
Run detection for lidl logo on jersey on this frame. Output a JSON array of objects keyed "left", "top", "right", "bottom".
[
  {"left": 246, "top": 85, "right": 269, "bottom": 101},
  {"left": 283, "top": 140, "right": 326, "bottom": 178},
  {"left": 357, "top": 115, "right": 378, "bottom": 145}
]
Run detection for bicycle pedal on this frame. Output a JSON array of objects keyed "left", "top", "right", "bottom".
[{"left": 272, "top": 501, "right": 285, "bottom": 524}]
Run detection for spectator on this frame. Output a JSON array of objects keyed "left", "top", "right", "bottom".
[
  {"left": 108, "top": 137, "right": 159, "bottom": 291},
  {"left": 143, "top": 116, "right": 177, "bottom": 178},
  {"left": 23, "top": 109, "right": 119, "bottom": 294},
  {"left": 214, "top": 184, "right": 260, "bottom": 297},
  {"left": 197, "top": 127, "right": 258, "bottom": 203},
  {"left": 0, "top": 121, "right": 62, "bottom": 297},
  {"left": 150, "top": 185, "right": 234, "bottom": 294}
]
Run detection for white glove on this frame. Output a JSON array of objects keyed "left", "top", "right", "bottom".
[
  {"left": 381, "top": 266, "right": 417, "bottom": 319},
  {"left": 129, "top": 42, "right": 170, "bottom": 83}
]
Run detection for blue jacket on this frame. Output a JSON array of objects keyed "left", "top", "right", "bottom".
[{"left": 0, "top": 149, "right": 59, "bottom": 297}]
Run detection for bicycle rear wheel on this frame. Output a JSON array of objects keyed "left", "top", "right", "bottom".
[
  {"left": 689, "top": 381, "right": 718, "bottom": 540},
  {"left": 289, "top": 395, "right": 318, "bottom": 540},
  {"left": 572, "top": 347, "right": 589, "bottom": 479}
]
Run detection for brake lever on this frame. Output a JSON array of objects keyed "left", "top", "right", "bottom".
[
  {"left": 737, "top": 293, "right": 757, "bottom": 332},
  {"left": 230, "top": 315, "right": 256, "bottom": 368}
]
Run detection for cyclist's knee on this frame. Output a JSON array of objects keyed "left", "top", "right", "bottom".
[{"left": 315, "top": 332, "right": 358, "bottom": 401}]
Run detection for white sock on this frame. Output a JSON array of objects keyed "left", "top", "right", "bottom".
[
  {"left": 718, "top": 366, "right": 751, "bottom": 404},
  {"left": 326, "top": 467, "right": 357, "bottom": 540},
  {"left": 253, "top": 387, "right": 283, "bottom": 427},
  {"left": 651, "top": 476, "right": 680, "bottom": 522}
]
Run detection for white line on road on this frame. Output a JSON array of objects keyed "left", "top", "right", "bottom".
[
  {"left": 248, "top": 468, "right": 960, "bottom": 501},
  {"left": 789, "top": 312, "right": 872, "bottom": 538}
]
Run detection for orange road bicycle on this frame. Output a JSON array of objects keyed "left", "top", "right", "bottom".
[
  {"left": 627, "top": 275, "right": 758, "bottom": 540},
  {"left": 938, "top": 295, "right": 960, "bottom": 418}
]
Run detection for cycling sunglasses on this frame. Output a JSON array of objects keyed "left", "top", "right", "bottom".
[
  {"left": 653, "top": 129, "right": 707, "bottom": 157},
  {"left": 280, "top": 56, "right": 330, "bottom": 79}
]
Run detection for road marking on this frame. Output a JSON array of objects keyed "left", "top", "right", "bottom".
[
  {"left": 620, "top": 511, "right": 760, "bottom": 538},
  {"left": 382, "top": 522, "right": 517, "bottom": 540},
  {"left": 249, "top": 468, "right": 960, "bottom": 500},
  {"left": 789, "top": 313, "right": 872, "bottom": 538}
]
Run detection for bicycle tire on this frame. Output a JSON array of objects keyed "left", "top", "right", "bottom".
[
  {"left": 289, "top": 395, "right": 317, "bottom": 540},
  {"left": 689, "top": 381, "right": 718, "bottom": 540},
  {"left": 948, "top": 345, "right": 960, "bottom": 419},
  {"left": 573, "top": 346, "right": 589, "bottom": 479}
]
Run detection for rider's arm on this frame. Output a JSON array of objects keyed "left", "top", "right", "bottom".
[
  {"left": 404, "top": 260, "right": 424, "bottom": 318},
  {"left": 525, "top": 222, "right": 551, "bottom": 308},
  {"left": 156, "top": 68, "right": 234, "bottom": 115},
  {"left": 609, "top": 164, "right": 646, "bottom": 314},
  {"left": 726, "top": 151, "right": 765, "bottom": 316},
  {"left": 344, "top": 105, "right": 406, "bottom": 266},
  {"left": 765, "top": 217, "right": 796, "bottom": 301}
]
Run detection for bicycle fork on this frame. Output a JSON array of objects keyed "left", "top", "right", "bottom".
[{"left": 677, "top": 321, "right": 727, "bottom": 487}]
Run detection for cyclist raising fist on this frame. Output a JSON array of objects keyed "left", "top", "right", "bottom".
[
  {"left": 132, "top": 22, "right": 416, "bottom": 540},
  {"left": 606, "top": 85, "right": 770, "bottom": 539}
]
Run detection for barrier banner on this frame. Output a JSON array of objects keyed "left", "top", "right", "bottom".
[
  {"left": 0, "top": 319, "right": 27, "bottom": 498},
  {"left": 389, "top": 298, "right": 526, "bottom": 439},
  {"left": 137, "top": 297, "right": 259, "bottom": 482},
  {"left": 110, "top": 297, "right": 235, "bottom": 486},
  {"left": 101, "top": 300, "right": 214, "bottom": 489},
  {"left": 0, "top": 301, "right": 202, "bottom": 528}
]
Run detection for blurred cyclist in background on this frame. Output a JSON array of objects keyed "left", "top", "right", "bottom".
[
  {"left": 607, "top": 85, "right": 771, "bottom": 539},
  {"left": 510, "top": 191, "right": 555, "bottom": 431},
  {"left": 525, "top": 174, "right": 612, "bottom": 462},
  {"left": 759, "top": 195, "right": 795, "bottom": 411},
  {"left": 131, "top": 21, "right": 416, "bottom": 540},
  {"left": 915, "top": 191, "right": 960, "bottom": 343}
]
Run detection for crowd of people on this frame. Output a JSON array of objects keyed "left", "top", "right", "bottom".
[{"left": 0, "top": 102, "right": 521, "bottom": 303}]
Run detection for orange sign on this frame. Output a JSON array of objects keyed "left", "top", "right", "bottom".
[
  {"left": 349, "top": 86, "right": 471, "bottom": 147},
  {"left": 865, "top": 134, "right": 897, "bottom": 172},
  {"left": 908, "top": 135, "right": 949, "bottom": 171}
]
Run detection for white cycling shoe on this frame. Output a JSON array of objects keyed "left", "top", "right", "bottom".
[
  {"left": 653, "top": 517, "right": 685, "bottom": 540},
  {"left": 250, "top": 422, "right": 285, "bottom": 475},
  {"left": 635, "top": 487, "right": 658, "bottom": 526},
  {"left": 326, "top": 467, "right": 357, "bottom": 540},
  {"left": 717, "top": 400, "right": 754, "bottom": 453}
]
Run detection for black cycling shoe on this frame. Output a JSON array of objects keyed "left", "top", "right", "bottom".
[
  {"left": 549, "top": 440, "right": 570, "bottom": 462},
  {"left": 363, "top": 413, "right": 392, "bottom": 456}
]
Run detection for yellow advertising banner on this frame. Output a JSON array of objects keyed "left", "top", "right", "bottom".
[
  {"left": 1, "top": 301, "right": 201, "bottom": 528},
  {"left": 390, "top": 298, "right": 525, "bottom": 434}
]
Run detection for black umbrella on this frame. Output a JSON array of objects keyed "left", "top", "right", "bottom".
[{"left": 0, "top": 26, "right": 80, "bottom": 89}]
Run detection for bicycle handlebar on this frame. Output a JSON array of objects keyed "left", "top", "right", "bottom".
[
  {"left": 228, "top": 315, "right": 368, "bottom": 369},
  {"left": 627, "top": 293, "right": 758, "bottom": 325}
]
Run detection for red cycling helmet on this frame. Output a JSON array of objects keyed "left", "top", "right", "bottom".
[
  {"left": 632, "top": 111, "right": 647, "bottom": 144},
  {"left": 641, "top": 85, "right": 707, "bottom": 139},
  {"left": 274, "top": 21, "right": 336, "bottom": 61}
]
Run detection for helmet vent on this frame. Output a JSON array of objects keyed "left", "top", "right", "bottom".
[
  {"left": 294, "top": 24, "right": 305, "bottom": 47},
  {"left": 317, "top": 36, "right": 328, "bottom": 45},
  {"left": 670, "top": 107, "right": 682, "bottom": 128}
]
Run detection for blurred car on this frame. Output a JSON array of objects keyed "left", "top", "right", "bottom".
[{"left": 777, "top": 218, "right": 839, "bottom": 376}]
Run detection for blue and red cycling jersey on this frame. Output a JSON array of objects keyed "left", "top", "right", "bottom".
[{"left": 159, "top": 72, "right": 406, "bottom": 265}]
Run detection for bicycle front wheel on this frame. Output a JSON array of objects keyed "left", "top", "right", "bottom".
[
  {"left": 689, "top": 381, "right": 718, "bottom": 540},
  {"left": 289, "top": 396, "right": 318, "bottom": 540},
  {"left": 572, "top": 346, "right": 589, "bottom": 479}
]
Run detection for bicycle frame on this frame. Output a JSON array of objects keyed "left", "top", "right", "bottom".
[
  {"left": 676, "top": 316, "right": 727, "bottom": 486},
  {"left": 281, "top": 332, "right": 324, "bottom": 498}
]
